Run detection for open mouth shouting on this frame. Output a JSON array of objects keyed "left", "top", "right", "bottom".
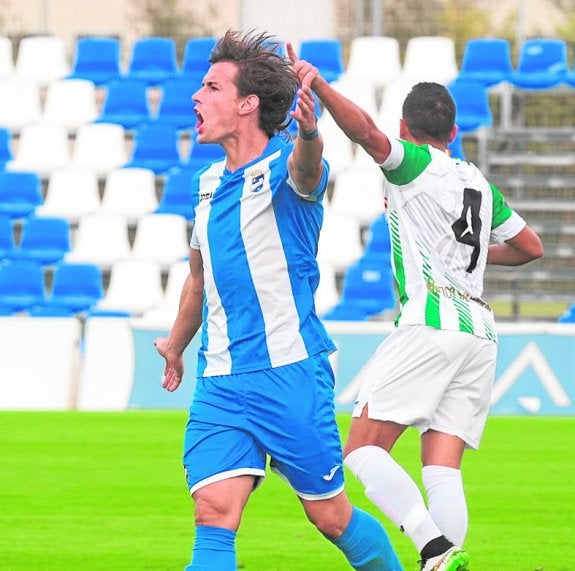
[{"left": 194, "top": 108, "right": 204, "bottom": 135}]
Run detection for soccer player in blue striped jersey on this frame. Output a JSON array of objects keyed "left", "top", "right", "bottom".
[
  {"left": 289, "top": 46, "right": 543, "bottom": 571},
  {"left": 154, "top": 30, "right": 403, "bottom": 571}
]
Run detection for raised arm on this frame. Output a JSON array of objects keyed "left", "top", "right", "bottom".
[
  {"left": 287, "top": 72, "right": 325, "bottom": 195},
  {"left": 487, "top": 225, "right": 544, "bottom": 266},
  {"left": 154, "top": 247, "right": 204, "bottom": 391},
  {"left": 287, "top": 42, "right": 391, "bottom": 164}
]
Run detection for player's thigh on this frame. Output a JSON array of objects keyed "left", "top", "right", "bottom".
[
  {"left": 354, "top": 325, "right": 459, "bottom": 425},
  {"left": 183, "top": 375, "right": 267, "bottom": 496},
  {"left": 431, "top": 336, "right": 497, "bottom": 449},
  {"left": 247, "top": 353, "right": 346, "bottom": 499},
  {"left": 192, "top": 475, "right": 256, "bottom": 530}
]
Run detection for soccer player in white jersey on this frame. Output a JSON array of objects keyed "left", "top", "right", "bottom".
[
  {"left": 289, "top": 45, "right": 543, "bottom": 571},
  {"left": 154, "top": 30, "right": 403, "bottom": 571}
]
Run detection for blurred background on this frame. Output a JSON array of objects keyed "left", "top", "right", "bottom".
[{"left": 0, "top": 0, "right": 574, "bottom": 412}]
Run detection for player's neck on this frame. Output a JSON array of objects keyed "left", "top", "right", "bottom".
[
  {"left": 409, "top": 135, "right": 448, "bottom": 153},
  {"left": 222, "top": 127, "right": 270, "bottom": 172}
]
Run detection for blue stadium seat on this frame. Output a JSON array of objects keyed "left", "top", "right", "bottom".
[
  {"left": 558, "top": 303, "right": 575, "bottom": 323},
  {"left": 510, "top": 38, "right": 568, "bottom": 90},
  {"left": 126, "top": 37, "right": 180, "bottom": 86},
  {"left": 322, "top": 256, "right": 396, "bottom": 321},
  {"left": 10, "top": 216, "right": 71, "bottom": 265},
  {"left": 298, "top": 39, "right": 344, "bottom": 83},
  {"left": 96, "top": 78, "right": 151, "bottom": 130},
  {"left": 44, "top": 262, "right": 104, "bottom": 313},
  {"left": 185, "top": 141, "right": 225, "bottom": 176},
  {"left": 155, "top": 169, "right": 198, "bottom": 220},
  {"left": 0, "top": 171, "right": 43, "bottom": 219},
  {"left": 0, "top": 304, "right": 16, "bottom": 315},
  {"left": 180, "top": 36, "right": 217, "bottom": 85},
  {"left": 458, "top": 38, "right": 514, "bottom": 87},
  {"left": 125, "top": 123, "right": 184, "bottom": 174},
  {"left": 0, "top": 127, "right": 13, "bottom": 169},
  {"left": 0, "top": 259, "right": 46, "bottom": 312},
  {"left": 448, "top": 131, "right": 467, "bottom": 161},
  {"left": 448, "top": 78, "right": 493, "bottom": 133},
  {"left": 68, "top": 36, "right": 122, "bottom": 86},
  {"left": 155, "top": 78, "right": 198, "bottom": 131},
  {"left": 0, "top": 214, "right": 15, "bottom": 258},
  {"left": 363, "top": 215, "right": 391, "bottom": 260}
]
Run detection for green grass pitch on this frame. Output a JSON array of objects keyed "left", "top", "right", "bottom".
[{"left": 1, "top": 411, "right": 573, "bottom": 570}]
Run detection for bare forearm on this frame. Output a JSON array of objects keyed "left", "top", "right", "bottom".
[
  {"left": 166, "top": 276, "right": 203, "bottom": 355},
  {"left": 487, "top": 226, "right": 543, "bottom": 266},
  {"left": 289, "top": 133, "right": 324, "bottom": 191},
  {"left": 314, "top": 77, "right": 372, "bottom": 142},
  {"left": 313, "top": 76, "right": 390, "bottom": 162},
  {"left": 487, "top": 244, "right": 537, "bottom": 265}
]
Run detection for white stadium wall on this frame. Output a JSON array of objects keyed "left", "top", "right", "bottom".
[
  {"left": 0, "top": 318, "right": 574, "bottom": 415},
  {"left": 240, "top": 0, "right": 336, "bottom": 50}
]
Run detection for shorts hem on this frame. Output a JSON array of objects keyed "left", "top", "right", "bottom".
[
  {"left": 295, "top": 484, "right": 345, "bottom": 501},
  {"left": 270, "top": 465, "right": 345, "bottom": 501},
  {"left": 428, "top": 426, "right": 479, "bottom": 450},
  {"left": 428, "top": 424, "right": 480, "bottom": 450},
  {"left": 188, "top": 468, "right": 266, "bottom": 495}
]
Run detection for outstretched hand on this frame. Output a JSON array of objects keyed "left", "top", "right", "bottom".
[{"left": 154, "top": 336, "right": 184, "bottom": 392}]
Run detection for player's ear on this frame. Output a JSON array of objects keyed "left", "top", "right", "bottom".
[
  {"left": 448, "top": 124, "right": 458, "bottom": 144},
  {"left": 239, "top": 94, "right": 259, "bottom": 115},
  {"left": 399, "top": 118, "right": 409, "bottom": 139}
]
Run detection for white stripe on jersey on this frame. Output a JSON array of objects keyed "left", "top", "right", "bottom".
[
  {"left": 240, "top": 151, "right": 307, "bottom": 367},
  {"left": 194, "top": 162, "right": 234, "bottom": 376}
]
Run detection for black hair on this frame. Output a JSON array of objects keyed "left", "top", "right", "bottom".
[{"left": 402, "top": 82, "right": 456, "bottom": 142}]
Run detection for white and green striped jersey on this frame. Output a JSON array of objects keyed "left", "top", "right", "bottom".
[{"left": 379, "top": 138, "right": 526, "bottom": 342}]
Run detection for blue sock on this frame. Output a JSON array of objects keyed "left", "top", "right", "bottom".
[
  {"left": 329, "top": 507, "right": 404, "bottom": 571},
  {"left": 185, "top": 525, "right": 237, "bottom": 571}
]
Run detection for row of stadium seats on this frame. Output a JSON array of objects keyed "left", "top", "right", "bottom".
[
  {"left": 0, "top": 218, "right": 396, "bottom": 322},
  {"left": 0, "top": 167, "right": 196, "bottom": 222},
  {"left": 1, "top": 210, "right": 190, "bottom": 269},
  {"left": 1, "top": 34, "right": 563, "bottom": 140},
  {"left": 0, "top": 257, "right": 189, "bottom": 319},
  {"left": 1, "top": 34, "right": 572, "bottom": 122},
  {"left": 0, "top": 183, "right": 385, "bottom": 272},
  {"left": 326, "top": 36, "right": 575, "bottom": 92},
  {"left": 0, "top": 76, "right": 200, "bottom": 133},
  {"left": 0, "top": 122, "right": 224, "bottom": 177},
  {"left": 0, "top": 160, "right": 388, "bottom": 229},
  {"left": 0, "top": 35, "right": 216, "bottom": 87}
]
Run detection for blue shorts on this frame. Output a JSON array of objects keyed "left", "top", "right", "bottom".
[{"left": 183, "top": 352, "right": 345, "bottom": 500}]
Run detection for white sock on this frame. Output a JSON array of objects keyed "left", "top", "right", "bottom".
[
  {"left": 422, "top": 465, "right": 468, "bottom": 546},
  {"left": 345, "top": 445, "right": 444, "bottom": 552}
]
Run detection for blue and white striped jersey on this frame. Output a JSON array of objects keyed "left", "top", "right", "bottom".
[{"left": 190, "top": 135, "right": 335, "bottom": 377}]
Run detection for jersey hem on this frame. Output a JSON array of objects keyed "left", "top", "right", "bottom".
[{"left": 197, "top": 344, "right": 336, "bottom": 378}]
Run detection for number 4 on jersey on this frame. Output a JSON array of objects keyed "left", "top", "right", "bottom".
[{"left": 452, "top": 187, "right": 482, "bottom": 273}]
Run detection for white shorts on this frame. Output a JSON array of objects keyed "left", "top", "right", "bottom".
[{"left": 353, "top": 325, "right": 497, "bottom": 449}]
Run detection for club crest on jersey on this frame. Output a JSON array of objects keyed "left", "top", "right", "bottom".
[{"left": 248, "top": 169, "right": 265, "bottom": 193}]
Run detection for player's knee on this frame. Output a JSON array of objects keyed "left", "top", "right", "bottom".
[
  {"left": 312, "top": 512, "right": 349, "bottom": 538},
  {"left": 305, "top": 501, "right": 350, "bottom": 538},
  {"left": 193, "top": 492, "right": 238, "bottom": 528}
]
